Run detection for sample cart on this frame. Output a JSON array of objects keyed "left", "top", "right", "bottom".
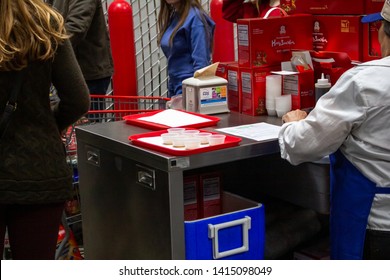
[{"left": 75, "top": 112, "right": 329, "bottom": 259}]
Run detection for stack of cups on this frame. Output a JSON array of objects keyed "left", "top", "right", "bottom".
[
  {"left": 265, "top": 75, "right": 282, "bottom": 116},
  {"left": 275, "top": 94, "right": 292, "bottom": 118}
]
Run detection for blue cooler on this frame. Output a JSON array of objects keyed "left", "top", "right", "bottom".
[{"left": 185, "top": 192, "right": 265, "bottom": 260}]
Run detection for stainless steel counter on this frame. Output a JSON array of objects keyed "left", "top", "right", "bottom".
[{"left": 75, "top": 112, "right": 329, "bottom": 260}]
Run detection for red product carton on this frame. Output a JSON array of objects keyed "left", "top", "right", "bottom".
[
  {"left": 312, "top": 15, "right": 363, "bottom": 62},
  {"left": 310, "top": 51, "right": 354, "bottom": 85},
  {"left": 362, "top": 21, "right": 381, "bottom": 62},
  {"left": 199, "top": 172, "right": 222, "bottom": 218},
  {"left": 240, "top": 65, "right": 281, "bottom": 116},
  {"left": 183, "top": 175, "right": 200, "bottom": 221},
  {"left": 226, "top": 62, "right": 241, "bottom": 112},
  {"left": 281, "top": 70, "right": 315, "bottom": 110},
  {"left": 365, "top": 0, "right": 385, "bottom": 14},
  {"left": 216, "top": 61, "right": 236, "bottom": 80},
  {"left": 290, "top": 0, "right": 365, "bottom": 15},
  {"left": 237, "top": 14, "right": 313, "bottom": 68},
  {"left": 274, "top": 53, "right": 315, "bottom": 110}
]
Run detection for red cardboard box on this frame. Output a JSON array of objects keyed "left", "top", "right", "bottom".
[
  {"left": 365, "top": 0, "right": 385, "bottom": 14},
  {"left": 310, "top": 51, "right": 354, "bottom": 86},
  {"left": 199, "top": 172, "right": 222, "bottom": 218},
  {"left": 362, "top": 21, "right": 381, "bottom": 62},
  {"left": 216, "top": 61, "right": 235, "bottom": 80},
  {"left": 290, "top": 0, "right": 365, "bottom": 15},
  {"left": 226, "top": 62, "right": 241, "bottom": 112},
  {"left": 183, "top": 175, "right": 200, "bottom": 221},
  {"left": 280, "top": 70, "right": 315, "bottom": 110},
  {"left": 240, "top": 65, "right": 280, "bottom": 116},
  {"left": 312, "top": 15, "right": 363, "bottom": 62},
  {"left": 237, "top": 14, "right": 313, "bottom": 68}
]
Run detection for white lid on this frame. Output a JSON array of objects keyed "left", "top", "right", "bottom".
[
  {"left": 315, "top": 73, "right": 331, "bottom": 87},
  {"left": 182, "top": 76, "right": 227, "bottom": 87}
]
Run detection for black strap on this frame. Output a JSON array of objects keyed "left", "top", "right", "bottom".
[{"left": 0, "top": 68, "right": 26, "bottom": 139}]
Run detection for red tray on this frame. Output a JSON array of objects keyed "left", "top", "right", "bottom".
[
  {"left": 123, "top": 110, "right": 220, "bottom": 130},
  {"left": 129, "top": 129, "right": 241, "bottom": 156}
]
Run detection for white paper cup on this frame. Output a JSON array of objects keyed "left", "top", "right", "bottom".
[
  {"left": 266, "top": 75, "right": 282, "bottom": 98},
  {"left": 275, "top": 95, "right": 292, "bottom": 112}
]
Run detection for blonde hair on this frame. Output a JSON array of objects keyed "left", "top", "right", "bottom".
[{"left": 0, "top": 0, "right": 69, "bottom": 71}]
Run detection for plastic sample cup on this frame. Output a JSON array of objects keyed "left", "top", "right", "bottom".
[
  {"left": 161, "top": 133, "right": 178, "bottom": 145},
  {"left": 167, "top": 127, "right": 185, "bottom": 134},
  {"left": 196, "top": 132, "right": 212, "bottom": 144},
  {"left": 181, "top": 130, "right": 200, "bottom": 137},
  {"left": 183, "top": 137, "right": 201, "bottom": 150},
  {"left": 172, "top": 135, "right": 190, "bottom": 148},
  {"left": 207, "top": 134, "right": 226, "bottom": 146}
]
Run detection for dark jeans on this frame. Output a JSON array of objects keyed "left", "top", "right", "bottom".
[
  {"left": 86, "top": 77, "right": 111, "bottom": 121},
  {"left": 0, "top": 203, "right": 64, "bottom": 259},
  {"left": 363, "top": 229, "right": 390, "bottom": 260}
]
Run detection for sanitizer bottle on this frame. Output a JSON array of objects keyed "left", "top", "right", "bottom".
[{"left": 315, "top": 73, "right": 331, "bottom": 102}]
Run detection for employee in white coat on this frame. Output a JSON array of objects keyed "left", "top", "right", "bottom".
[{"left": 278, "top": 1, "right": 390, "bottom": 259}]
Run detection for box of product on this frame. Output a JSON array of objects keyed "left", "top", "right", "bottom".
[
  {"left": 362, "top": 21, "right": 382, "bottom": 62},
  {"left": 289, "top": 0, "right": 365, "bottom": 15},
  {"left": 185, "top": 192, "right": 265, "bottom": 260},
  {"left": 199, "top": 171, "right": 222, "bottom": 218},
  {"left": 226, "top": 62, "right": 241, "bottom": 112},
  {"left": 365, "top": 0, "right": 385, "bottom": 14},
  {"left": 237, "top": 14, "right": 313, "bottom": 68},
  {"left": 312, "top": 15, "right": 363, "bottom": 62},
  {"left": 240, "top": 65, "right": 281, "bottom": 116},
  {"left": 310, "top": 50, "right": 354, "bottom": 85},
  {"left": 216, "top": 61, "right": 236, "bottom": 80},
  {"left": 280, "top": 71, "right": 315, "bottom": 110},
  {"left": 274, "top": 52, "right": 315, "bottom": 110},
  {"left": 183, "top": 175, "right": 200, "bottom": 221}
]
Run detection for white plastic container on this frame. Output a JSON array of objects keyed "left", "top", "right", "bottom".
[{"left": 182, "top": 76, "right": 230, "bottom": 115}]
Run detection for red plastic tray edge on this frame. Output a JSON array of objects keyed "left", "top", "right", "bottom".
[
  {"left": 128, "top": 129, "right": 241, "bottom": 156},
  {"left": 123, "top": 110, "right": 221, "bottom": 130}
]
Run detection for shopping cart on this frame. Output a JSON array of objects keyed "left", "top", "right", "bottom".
[
  {"left": 56, "top": 94, "right": 170, "bottom": 259},
  {"left": 87, "top": 94, "right": 170, "bottom": 122}
]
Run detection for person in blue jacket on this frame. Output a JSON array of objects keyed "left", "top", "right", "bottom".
[
  {"left": 278, "top": 1, "right": 390, "bottom": 260},
  {"left": 158, "top": 0, "right": 215, "bottom": 97}
]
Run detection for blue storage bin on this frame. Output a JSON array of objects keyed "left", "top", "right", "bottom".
[{"left": 185, "top": 192, "right": 265, "bottom": 260}]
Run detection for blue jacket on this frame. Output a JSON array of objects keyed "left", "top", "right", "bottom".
[{"left": 161, "top": 7, "right": 215, "bottom": 97}]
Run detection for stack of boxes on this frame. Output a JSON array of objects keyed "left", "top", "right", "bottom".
[
  {"left": 216, "top": 0, "right": 385, "bottom": 114},
  {"left": 183, "top": 172, "right": 222, "bottom": 221}
]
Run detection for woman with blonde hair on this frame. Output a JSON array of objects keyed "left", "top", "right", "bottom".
[
  {"left": 0, "top": 0, "right": 89, "bottom": 259},
  {"left": 158, "top": 0, "right": 215, "bottom": 97}
]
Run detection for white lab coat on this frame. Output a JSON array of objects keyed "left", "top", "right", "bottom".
[{"left": 278, "top": 56, "right": 390, "bottom": 231}]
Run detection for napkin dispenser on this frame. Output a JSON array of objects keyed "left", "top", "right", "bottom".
[{"left": 182, "top": 75, "right": 229, "bottom": 115}]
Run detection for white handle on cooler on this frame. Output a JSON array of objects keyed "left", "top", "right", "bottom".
[{"left": 208, "top": 216, "right": 251, "bottom": 259}]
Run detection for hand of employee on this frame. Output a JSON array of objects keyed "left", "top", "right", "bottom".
[{"left": 282, "top": 109, "right": 307, "bottom": 123}]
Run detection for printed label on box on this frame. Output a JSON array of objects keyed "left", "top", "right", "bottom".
[
  {"left": 200, "top": 86, "right": 227, "bottom": 108},
  {"left": 184, "top": 175, "right": 200, "bottom": 221},
  {"left": 200, "top": 172, "right": 222, "bottom": 218}
]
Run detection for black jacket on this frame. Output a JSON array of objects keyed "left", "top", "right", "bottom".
[
  {"left": 0, "top": 40, "right": 90, "bottom": 204},
  {"left": 46, "top": 0, "right": 114, "bottom": 81}
]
